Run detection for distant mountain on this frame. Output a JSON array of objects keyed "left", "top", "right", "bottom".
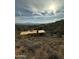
[
  {"left": 15, "top": 19, "right": 64, "bottom": 37},
  {"left": 16, "top": 22, "right": 36, "bottom": 25},
  {"left": 44, "top": 19, "right": 64, "bottom": 36}
]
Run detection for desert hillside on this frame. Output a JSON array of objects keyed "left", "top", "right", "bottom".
[{"left": 15, "top": 20, "right": 64, "bottom": 59}]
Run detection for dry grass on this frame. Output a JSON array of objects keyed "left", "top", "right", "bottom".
[{"left": 15, "top": 37, "right": 64, "bottom": 59}]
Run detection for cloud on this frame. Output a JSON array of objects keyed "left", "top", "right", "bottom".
[
  {"left": 16, "top": 0, "right": 64, "bottom": 15},
  {"left": 15, "top": 0, "right": 64, "bottom": 24},
  {"left": 15, "top": 12, "right": 64, "bottom": 24}
]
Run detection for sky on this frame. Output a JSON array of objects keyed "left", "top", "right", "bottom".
[{"left": 15, "top": 0, "right": 64, "bottom": 24}]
